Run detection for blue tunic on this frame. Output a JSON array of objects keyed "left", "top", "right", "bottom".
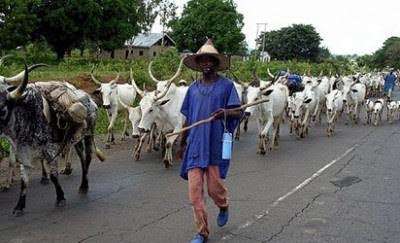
[
  {"left": 180, "top": 77, "right": 241, "bottom": 180},
  {"left": 384, "top": 73, "right": 397, "bottom": 93}
]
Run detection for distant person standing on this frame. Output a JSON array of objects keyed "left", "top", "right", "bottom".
[{"left": 384, "top": 69, "right": 397, "bottom": 100}]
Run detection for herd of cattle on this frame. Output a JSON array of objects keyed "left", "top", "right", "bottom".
[{"left": 0, "top": 55, "right": 399, "bottom": 216}]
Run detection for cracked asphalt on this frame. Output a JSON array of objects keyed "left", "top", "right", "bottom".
[{"left": 1, "top": 94, "right": 400, "bottom": 243}]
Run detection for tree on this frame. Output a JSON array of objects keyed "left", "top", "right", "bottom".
[
  {"left": 0, "top": 0, "right": 38, "bottom": 51},
  {"left": 169, "top": 0, "right": 246, "bottom": 55},
  {"left": 31, "top": 0, "right": 102, "bottom": 59},
  {"left": 158, "top": 0, "right": 177, "bottom": 40},
  {"left": 29, "top": 0, "right": 159, "bottom": 60},
  {"left": 372, "top": 36, "right": 400, "bottom": 69},
  {"left": 95, "top": 0, "right": 160, "bottom": 58},
  {"left": 258, "top": 24, "right": 322, "bottom": 61},
  {"left": 318, "top": 46, "right": 332, "bottom": 61}
]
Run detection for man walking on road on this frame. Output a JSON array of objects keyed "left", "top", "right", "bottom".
[
  {"left": 384, "top": 69, "right": 397, "bottom": 100},
  {"left": 178, "top": 39, "right": 242, "bottom": 243}
]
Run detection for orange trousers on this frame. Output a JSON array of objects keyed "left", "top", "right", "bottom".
[{"left": 188, "top": 166, "right": 228, "bottom": 238}]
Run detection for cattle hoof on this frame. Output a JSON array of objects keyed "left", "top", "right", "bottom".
[
  {"left": 79, "top": 186, "right": 89, "bottom": 194},
  {"left": 56, "top": 199, "right": 66, "bottom": 207},
  {"left": 60, "top": 167, "right": 73, "bottom": 175},
  {"left": 259, "top": 150, "right": 266, "bottom": 155},
  {"left": 134, "top": 153, "right": 140, "bottom": 161},
  {"left": 40, "top": 177, "right": 50, "bottom": 185},
  {"left": 13, "top": 209, "right": 24, "bottom": 217},
  {"left": 163, "top": 160, "right": 172, "bottom": 168}
]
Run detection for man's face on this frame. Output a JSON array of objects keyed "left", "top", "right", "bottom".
[{"left": 196, "top": 55, "right": 218, "bottom": 75}]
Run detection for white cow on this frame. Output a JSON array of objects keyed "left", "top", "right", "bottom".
[
  {"left": 135, "top": 59, "right": 185, "bottom": 168},
  {"left": 342, "top": 77, "right": 367, "bottom": 125},
  {"left": 372, "top": 99, "right": 385, "bottom": 126},
  {"left": 387, "top": 100, "right": 398, "bottom": 124},
  {"left": 245, "top": 83, "right": 288, "bottom": 154},
  {"left": 292, "top": 86, "right": 318, "bottom": 138},
  {"left": 325, "top": 89, "right": 343, "bottom": 136},
  {"left": 304, "top": 76, "right": 330, "bottom": 123},
  {"left": 364, "top": 99, "right": 375, "bottom": 125},
  {"left": 91, "top": 70, "right": 137, "bottom": 145}
]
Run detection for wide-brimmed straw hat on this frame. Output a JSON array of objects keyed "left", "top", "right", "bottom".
[{"left": 183, "top": 39, "right": 229, "bottom": 72}]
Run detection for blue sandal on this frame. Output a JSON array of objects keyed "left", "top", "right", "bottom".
[
  {"left": 190, "top": 233, "right": 206, "bottom": 243},
  {"left": 217, "top": 207, "right": 229, "bottom": 227}
]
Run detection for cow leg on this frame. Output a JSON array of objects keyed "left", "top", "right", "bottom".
[
  {"left": 235, "top": 123, "right": 241, "bottom": 141},
  {"left": 106, "top": 110, "right": 118, "bottom": 146},
  {"left": 49, "top": 170, "right": 66, "bottom": 207},
  {"left": 164, "top": 134, "right": 177, "bottom": 168},
  {"left": 121, "top": 111, "right": 129, "bottom": 141},
  {"left": 40, "top": 160, "right": 49, "bottom": 185},
  {"left": 13, "top": 164, "right": 30, "bottom": 216},
  {"left": 134, "top": 134, "right": 147, "bottom": 161},
  {"left": 146, "top": 124, "right": 156, "bottom": 153},
  {"left": 59, "top": 148, "right": 72, "bottom": 175},
  {"left": 79, "top": 136, "right": 93, "bottom": 194},
  {"left": 244, "top": 116, "right": 249, "bottom": 132}
]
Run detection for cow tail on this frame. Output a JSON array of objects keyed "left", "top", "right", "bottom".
[{"left": 93, "top": 138, "right": 106, "bottom": 162}]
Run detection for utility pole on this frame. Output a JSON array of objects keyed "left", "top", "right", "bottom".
[{"left": 256, "top": 23, "right": 267, "bottom": 61}]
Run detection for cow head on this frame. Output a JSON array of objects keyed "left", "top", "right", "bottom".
[
  {"left": 0, "top": 65, "right": 30, "bottom": 129},
  {"left": 136, "top": 59, "right": 183, "bottom": 133},
  {"left": 244, "top": 85, "right": 261, "bottom": 116},
  {"left": 325, "top": 90, "right": 342, "bottom": 114},
  {"left": 293, "top": 91, "right": 312, "bottom": 119},
  {"left": 90, "top": 68, "right": 120, "bottom": 109}
]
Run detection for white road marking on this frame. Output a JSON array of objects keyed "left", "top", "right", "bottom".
[{"left": 221, "top": 145, "right": 357, "bottom": 241}]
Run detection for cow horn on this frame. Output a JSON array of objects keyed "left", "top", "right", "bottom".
[
  {"left": 109, "top": 73, "right": 120, "bottom": 85},
  {"left": 90, "top": 66, "right": 102, "bottom": 85},
  {"left": 8, "top": 64, "right": 29, "bottom": 100},
  {"left": 231, "top": 72, "right": 247, "bottom": 86},
  {"left": 287, "top": 68, "right": 290, "bottom": 73},
  {"left": 154, "top": 59, "right": 184, "bottom": 101},
  {"left": 149, "top": 58, "right": 184, "bottom": 84},
  {"left": 4, "top": 64, "right": 48, "bottom": 84},
  {"left": 319, "top": 70, "right": 323, "bottom": 77},
  {"left": 267, "top": 68, "right": 274, "bottom": 78},
  {"left": 129, "top": 68, "right": 144, "bottom": 98},
  {"left": 329, "top": 69, "right": 332, "bottom": 76},
  {"left": 148, "top": 61, "right": 159, "bottom": 83},
  {"left": 0, "top": 54, "right": 11, "bottom": 66}
]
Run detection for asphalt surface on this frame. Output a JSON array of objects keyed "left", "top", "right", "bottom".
[{"left": 1, "top": 96, "right": 400, "bottom": 243}]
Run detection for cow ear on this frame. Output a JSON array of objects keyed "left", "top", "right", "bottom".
[
  {"left": 351, "top": 89, "right": 358, "bottom": 93},
  {"left": 304, "top": 98, "right": 312, "bottom": 104},
  {"left": 263, "top": 89, "right": 274, "bottom": 96},
  {"left": 157, "top": 99, "right": 170, "bottom": 106}
]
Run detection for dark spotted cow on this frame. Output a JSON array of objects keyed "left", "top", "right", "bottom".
[{"left": 0, "top": 65, "right": 103, "bottom": 216}]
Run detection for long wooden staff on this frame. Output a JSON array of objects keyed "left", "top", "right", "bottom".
[{"left": 166, "top": 98, "right": 270, "bottom": 137}]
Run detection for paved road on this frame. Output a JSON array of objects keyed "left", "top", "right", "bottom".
[{"left": 1, "top": 102, "right": 400, "bottom": 242}]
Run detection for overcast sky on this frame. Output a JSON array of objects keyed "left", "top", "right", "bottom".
[{"left": 151, "top": 0, "right": 400, "bottom": 55}]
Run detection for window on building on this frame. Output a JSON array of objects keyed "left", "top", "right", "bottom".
[
  {"left": 130, "top": 50, "right": 134, "bottom": 54},
  {"left": 139, "top": 50, "right": 144, "bottom": 56},
  {"left": 125, "top": 50, "right": 129, "bottom": 59},
  {"left": 153, "top": 52, "right": 157, "bottom": 57}
]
